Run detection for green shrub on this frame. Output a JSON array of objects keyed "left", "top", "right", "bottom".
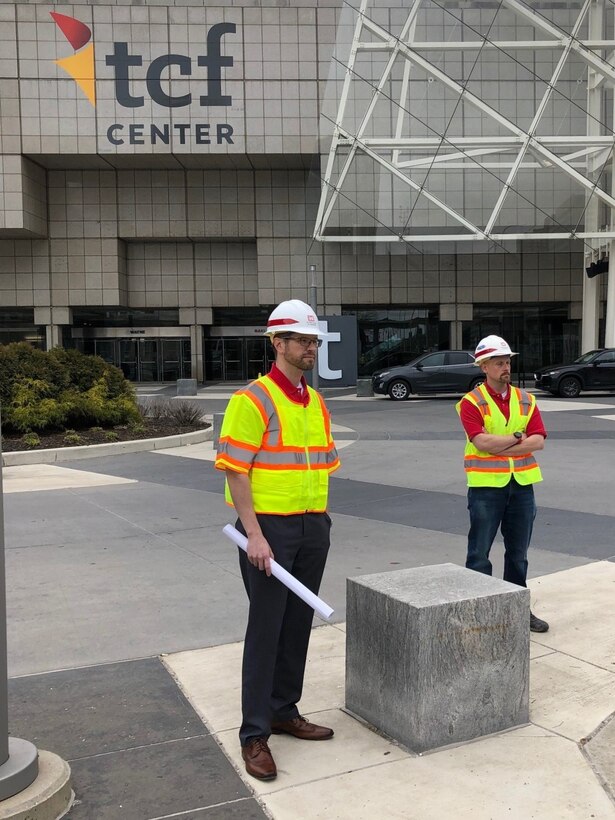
[
  {"left": 63, "top": 432, "right": 85, "bottom": 446},
  {"left": 48, "top": 347, "right": 131, "bottom": 399},
  {"left": 128, "top": 422, "right": 146, "bottom": 434},
  {"left": 0, "top": 345, "right": 139, "bottom": 434},
  {"left": 89, "top": 426, "right": 104, "bottom": 433},
  {"left": 7, "top": 378, "right": 66, "bottom": 433},
  {"left": 104, "top": 431, "right": 120, "bottom": 442},
  {"left": 21, "top": 432, "right": 41, "bottom": 448},
  {"left": 0, "top": 343, "right": 68, "bottom": 407}
]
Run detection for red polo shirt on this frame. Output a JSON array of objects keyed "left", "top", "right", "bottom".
[
  {"left": 267, "top": 363, "right": 310, "bottom": 407},
  {"left": 459, "top": 382, "right": 547, "bottom": 441}
]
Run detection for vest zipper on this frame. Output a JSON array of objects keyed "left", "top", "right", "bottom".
[{"left": 304, "top": 406, "right": 311, "bottom": 511}]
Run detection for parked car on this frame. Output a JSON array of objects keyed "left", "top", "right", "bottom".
[
  {"left": 534, "top": 348, "right": 615, "bottom": 397},
  {"left": 372, "top": 350, "right": 482, "bottom": 400}
]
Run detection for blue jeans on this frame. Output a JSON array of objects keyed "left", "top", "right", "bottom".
[{"left": 466, "top": 479, "right": 537, "bottom": 587}]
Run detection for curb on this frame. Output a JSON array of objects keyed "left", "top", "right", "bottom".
[{"left": 2, "top": 428, "right": 213, "bottom": 467}]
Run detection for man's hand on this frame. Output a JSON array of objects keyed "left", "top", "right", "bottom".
[
  {"left": 246, "top": 531, "right": 275, "bottom": 576},
  {"left": 226, "top": 471, "right": 275, "bottom": 575}
]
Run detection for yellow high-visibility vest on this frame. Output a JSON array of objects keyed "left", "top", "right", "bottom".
[
  {"left": 456, "top": 385, "right": 543, "bottom": 487},
  {"left": 215, "top": 375, "right": 340, "bottom": 514}
]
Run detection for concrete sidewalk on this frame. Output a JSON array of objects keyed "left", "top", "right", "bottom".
[{"left": 165, "top": 561, "right": 615, "bottom": 820}]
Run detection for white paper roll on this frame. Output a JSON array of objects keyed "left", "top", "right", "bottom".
[{"left": 222, "top": 523, "right": 334, "bottom": 621}]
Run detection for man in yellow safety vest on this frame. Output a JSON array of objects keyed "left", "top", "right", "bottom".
[
  {"left": 215, "top": 299, "right": 340, "bottom": 781},
  {"left": 457, "top": 335, "right": 549, "bottom": 633}
]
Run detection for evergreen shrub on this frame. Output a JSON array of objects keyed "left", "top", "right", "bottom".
[{"left": 0, "top": 343, "right": 139, "bottom": 433}]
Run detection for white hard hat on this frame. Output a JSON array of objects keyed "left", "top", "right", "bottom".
[
  {"left": 473, "top": 335, "right": 518, "bottom": 365},
  {"left": 264, "top": 299, "right": 326, "bottom": 338}
]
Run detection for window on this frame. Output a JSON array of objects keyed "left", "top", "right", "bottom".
[
  {"left": 596, "top": 351, "right": 615, "bottom": 364},
  {"left": 420, "top": 353, "right": 446, "bottom": 367},
  {"left": 447, "top": 352, "right": 473, "bottom": 365}
]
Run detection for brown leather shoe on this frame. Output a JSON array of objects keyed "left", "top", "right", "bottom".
[
  {"left": 271, "top": 716, "right": 334, "bottom": 740},
  {"left": 241, "top": 737, "right": 277, "bottom": 780}
]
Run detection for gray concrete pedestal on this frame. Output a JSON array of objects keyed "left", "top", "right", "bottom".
[
  {"left": 0, "top": 750, "right": 72, "bottom": 820},
  {"left": 0, "top": 738, "right": 37, "bottom": 801},
  {"left": 346, "top": 563, "right": 530, "bottom": 753}
]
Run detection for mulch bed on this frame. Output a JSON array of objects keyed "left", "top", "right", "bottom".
[{"left": 2, "top": 419, "right": 210, "bottom": 453}]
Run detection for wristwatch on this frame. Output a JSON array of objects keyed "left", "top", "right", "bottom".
[{"left": 513, "top": 431, "right": 523, "bottom": 440}]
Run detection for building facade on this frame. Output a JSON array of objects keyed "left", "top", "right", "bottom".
[{"left": 0, "top": 0, "right": 613, "bottom": 383}]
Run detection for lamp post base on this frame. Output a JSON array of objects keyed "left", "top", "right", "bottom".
[{"left": 0, "top": 738, "right": 38, "bottom": 801}]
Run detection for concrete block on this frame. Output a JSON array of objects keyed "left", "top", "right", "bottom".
[
  {"left": 356, "top": 378, "right": 373, "bottom": 397},
  {"left": 176, "top": 379, "right": 197, "bottom": 396},
  {"left": 346, "top": 563, "right": 529, "bottom": 753}
]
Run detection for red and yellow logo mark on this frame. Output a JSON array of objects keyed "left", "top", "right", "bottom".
[{"left": 50, "top": 12, "right": 96, "bottom": 106}]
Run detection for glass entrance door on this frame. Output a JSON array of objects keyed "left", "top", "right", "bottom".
[
  {"left": 119, "top": 340, "right": 139, "bottom": 381},
  {"left": 85, "top": 337, "right": 190, "bottom": 382},
  {"left": 204, "top": 337, "right": 274, "bottom": 381},
  {"left": 139, "top": 339, "right": 159, "bottom": 381},
  {"left": 161, "top": 340, "right": 181, "bottom": 381},
  {"left": 224, "top": 339, "right": 245, "bottom": 380},
  {"left": 119, "top": 338, "right": 160, "bottom": 381},
  {"left": 246, "top": 338, "right": 267, "bottom": 380}
]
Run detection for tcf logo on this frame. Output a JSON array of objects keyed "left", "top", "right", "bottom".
[{"left": 51, "top": 11, "right": 236, "bottom": 110}]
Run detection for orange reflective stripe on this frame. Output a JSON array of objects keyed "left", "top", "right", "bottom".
[
  {"left": 257, "top": 379, "right": 282, "bottom": 447},
  {"left": 215, "top": 454, "right": 251, "bottom": 473},
  {"left": 252, "top": 447, "right": 338, "bottom": 469},
  {"left": 219, "top": 435, "right": 259, "bottom": 453},
  {"left": 252, "top": 462, "right": 334, "bottom": 471},
  {"left": 317, "top": 392, "right": 332, "bottom": 440},
  {"left": 465, "top": 388, "right": 490, "bottom": 417},
  {"left": 241, "top": 387, "right": 269, "bottom": 429},
  {"left": 464, "top": 454, "right": 538, "bottom": 472}
]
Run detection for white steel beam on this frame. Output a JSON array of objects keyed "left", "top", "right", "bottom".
[
  {"left": 315, "top": 232, "right": 615, "bottom": 242},
  {"left": 360, "top": 15, "right": 615, "bottom": 213},
  {"left": 357, "top": 40, "right": 615, "bottom": 51},
  {"left": 502, "top": 0, "right": 615, "bottom": 86},
  {"left": 484, "top": 0, "right": 591, "bottom": 234},
  {"left": 314, "top": 0, "right": 615, "bottom": 245},
  {"left": 316, "top": 0, "right": 423, "bottom": 237}
]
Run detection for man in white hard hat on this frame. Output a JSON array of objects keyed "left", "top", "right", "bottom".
[
  {"left": 215, "top": 299, "right": 340, "bottom": 781},
  {"left": 456, "top": 335, "right": 549, "bottom": 633}
]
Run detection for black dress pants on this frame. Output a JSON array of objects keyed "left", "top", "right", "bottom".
[{"left": 236, "top": 512, "right": 331, "bottom": 746}]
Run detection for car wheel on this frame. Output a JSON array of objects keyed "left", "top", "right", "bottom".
[
  {"left": 557, "top": 376, "right": 581, "bottom": 398},
  {"left": 469, "top": 377, "right": 484, "bottom": 391},
  {"left": 388, "top": 379, "right": 411, "bottom": 401}
]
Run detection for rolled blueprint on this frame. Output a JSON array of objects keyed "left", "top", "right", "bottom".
[{"left": 222, "top": 524, "right": 334, "bottom": 621}]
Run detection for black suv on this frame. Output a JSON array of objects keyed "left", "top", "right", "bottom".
[
  {"left": 372, "top": 350, "right": 482, "bottom": 400},
  {"left": 534, "top": 349, "right": 615, "bottom": 397}
]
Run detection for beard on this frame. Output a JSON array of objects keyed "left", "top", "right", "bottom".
[{"left": 282, "top": 349, "right": 315, "bottom": 371}]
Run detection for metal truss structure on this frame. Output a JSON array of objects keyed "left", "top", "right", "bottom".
[{"left": 314, "top": 0, "right": 615, "bottom": 244}]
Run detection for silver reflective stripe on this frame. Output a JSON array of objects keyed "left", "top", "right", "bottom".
[
  {"left": 254, "top": 447, "right": 338, "bottom": 468},
  {"left": 464, "top": 455, "right": 537, "bottom": 470},
  {"left": 324, "top": 447, "right": 339, "bottom": 465},
  {"left": 518, "top": 389, "right": 532, "bottom": 416},
  {"left": 244, "top": 381, "right": 280, "bottom": 447},
  {"left": 471, "top": 387, "right": 488, "bottom": 408},
  {"left": 255, "top": 450, "right": 308, "bottom": 466},
  {"left": 217, "top": 440, "right": 255, "bottom": 466},
  {"left": 513, "top": 455, "right": 537, "bottom": 469},
  {"left": 464, "top": 457, "right": 510, "bottom": 470}
]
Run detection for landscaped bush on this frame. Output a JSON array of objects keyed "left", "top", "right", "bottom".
[
  {"left": 21, "top": 432, "right": 41, "bottom": 448},
  {"left": 139, "top": 399, "right": 203, "bottom": 426},
  {"left": 0, "top": 342, "right": 139, "bottom": 434}
]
